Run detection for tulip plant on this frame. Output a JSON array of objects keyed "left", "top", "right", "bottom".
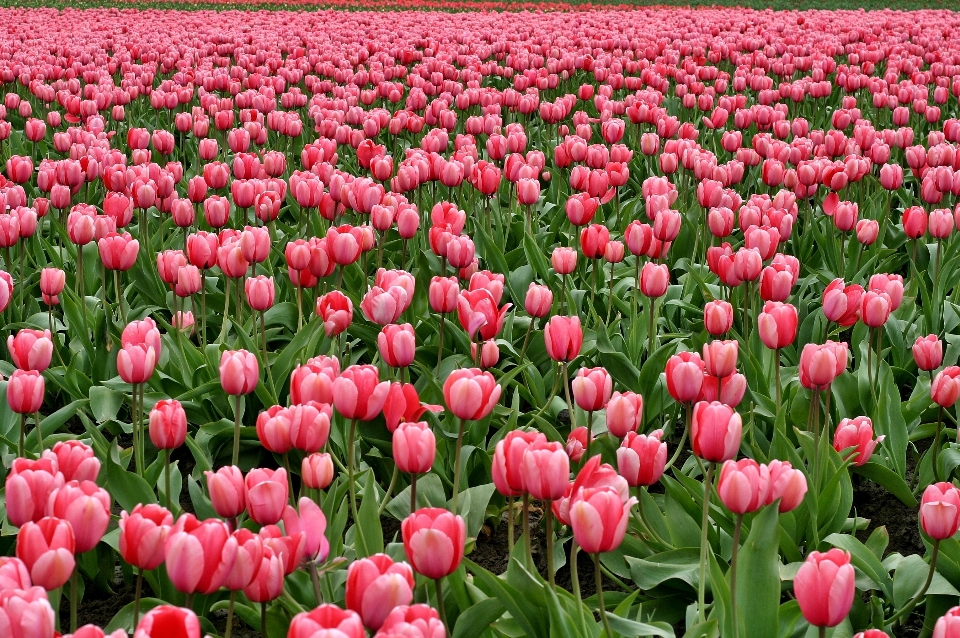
[{"left": 6, "top": 5, "right": 960, "bottom": 638}]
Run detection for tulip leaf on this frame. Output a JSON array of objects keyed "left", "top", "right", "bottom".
[
  {"left": 735, "top": 504, "right": 780, "bottom": 638},
  {"left": 105, "top": 439, "right": 158, "bottom": 512},
  {"left": 355, "top": 471, "right": 384, "bottom": 557},
  {"left": 89, "top": 384, "right": 125, "bottom": 423},
  {"left": 874, "top": 361, "right": 908, "bottom": 476},
  {"left": 465, "top": 558, "right": 547, "bottom": 638},
  {"left": 850, "top": 462, "right": 917, "bottom": 507},
  {"left": 104, "top": 597, "right": 166, "bottom": 632},
  {"left": 606, "top": 613, "right": 676, "bottom": 638},
  {"left": 893, "top": 554, "right": 958, "bottom": 609},
  {"left": 627, "top": 550, "right": 701, "bottom": 590},
  {"left": 451, "top": 598, "right": 507, "bottom": 638}
]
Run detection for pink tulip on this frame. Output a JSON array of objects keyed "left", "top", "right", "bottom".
[
  {"left": 569, "top": 486, "right": 637, "bottom": 554},
  {"left": 833, "top": 417, "right": 884, "bottom": 466},
  {"left": 0, "top": 557, "right": 32, "bottom": 590},
  {"left": 794, "top": 549, "right": 855, "bottom": 628},
  {"left": 16, "top": 517, "right": 75, "bottom": 590},
  {"left": 302, "top": 453, "right": 335, "bottom": 490},
  {"left": 914, "top": 335, "right": 944, "bottom": 371},
  {"left": 691, "top": 401, "right": 742, "bottom": 462},
  {"left": 520, "top": 440, "right": 569, "bottom": 501},
  {"left": 133, "top": 606, "right": 201, "bottom": 638},
  {"left": 401, "top": 508, "right": 466, "bottom": 579},
  {"left": 617, "top": 430, "right": 667, "bottom": 487},
  {"left": 7, "top": 330, "right": 53, "bottom": 373},
  {"left": 7, "top": 369, "right": 45, "bottom": 414},
  {"left": 219, "top": 350, "right": 258, "bottom": 395},
  {"left": 46, "top": 480, "right": 110, "bottom": 553},
  {"left": 45, "top": 440, "right": 99, "bottom": 483},
  {"left": 377, "top": 605, "right": 446, "bottom": 638},
  {"left": 204, "top": 466, "right": 246, "bottom": 519},
  {"left": 765, "top": 460, "right": 808, "bottom": 513},
  {"left": 665, "top": 352, "right": 705, "bottom": 404},
  {"left": 543, "top": 315, "right": 583, "bottom": 362},
  {"left": 921, "top": 483, "right": 960, "bottom": 540},
  {"left": 393, "top": 421, "right": 436, "bottom": 475},
  {"left": 717, "top": 459, "right": 768, "bottom": 514},
  {"left": 443, "top": 368, "right": 501, "bottom": 421},
  {"left": 605, "top": 391, "right": 643, "bottom": 438},
  {"left": 333, "top": 364, "right": 390, "bottom": 421},
  {"left": 0, "top": 587, "right": 56, "bottom": 638},
  {"left": 572, "top": 367, "right": 612, "bottom": 412},
  {"left": 164, "top": 514, "right": 238, "bottom": 595},
  {"left": 118, "top": 504, "right": 173, "bottom": 571},
  {"left": 4, "top": 458, "right": 64, "bottom": 527},
  {"left": 288, "top": 605, "right": 365, "bottom": 638},
  {"left": 245, "top": 468, "right": 288, "bottom": 526},
  {"left": 346, "top": 554, "right": 415, "bottom": 630}
]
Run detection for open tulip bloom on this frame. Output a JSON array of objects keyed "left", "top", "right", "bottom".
[{"left": 3, "top": 5, "right": 960, "bottom": 638}]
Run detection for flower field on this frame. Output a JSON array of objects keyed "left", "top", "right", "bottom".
[{"left": 3, "top": 5, "right": 960, "bottom": 638}]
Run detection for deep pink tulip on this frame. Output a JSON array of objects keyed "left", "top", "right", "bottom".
[
  {"left": 332, "top": 364, "right": 390, "bottom": 421},
  {"left": 118, "top": 504, "right": 173, "bottom": 571},
  {"left": 921, "top": 483, "right": 960, "bottom": 540},
  {"left": 443, "top": 368, "right": 501, "bottom": 421},
  {"left": 401, "top": 508, "right": 465, "bottom": 579},
  {"left": 133, "top": 606, "right": 201, "bottom": 638},
  {"left": 245, "top": 468, "right": 288, "bottom": 526},
  {"left": 833, "top": 417, "right": 884, "bottom": 466},
  {"left": 345, "top": 554, "right": 415, "bottom": 630},
  {"left": 149, "top": 399, "right": 187, "bottom": 450},
  {"left": 691, "top": 401, "right": 742, "bottom": 462},
  {"left": 794, "top": 549, "right": 855, "bottom": 628},
  {"left": 16, "top": 517, "right": 75, "bottom": 590},
  {"left": 7, "top": 329, "right": 53, "bottom": 372},
  {"left": 204, "top": 466, "right": 246, "bottom": 519},
  {"left": 164, "top": 514, "right": 238, "bottom": 595},
  {"left": 617, "top": 430, "right": 667, "bottom": 487}
]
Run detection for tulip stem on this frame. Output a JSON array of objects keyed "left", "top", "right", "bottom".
[
  {"left": 18, "top": 413, "right": 24, "bottom": 458},
  {"left": 647, "top": 297, "right": 657, "bottom": 358},
  {"left": 593, "top": 553, "right": 613, "bottom": 638},
  {"left": 436, "top": 313, "right": 445, "bottom": 376},
  {"left": 379, "top": 465, "right": 398, "bottom": 516},
  {"left": 522, "top": 493, "right": 533, "bottom": 568},
  {"left": 605, "top": 265, "right": 616, "bottom": 324},
  {"left": 164, "top": 449, "right": 172, "bottom": 512},
  {"left": 819, "top": 627, "right": 826, "bottom": 638},
  {"left": 348, "top": 418, "right": 360, "bottom": 526},
  {"left": 730, "top": 514, "right": 744, "bottom": 638},
  {"left": 634, "top": 487, "right": 672, "bottom": 549},
  {"left": 546, "top": 505, "right": 555, "bottom": 589},
  {"left": 571, "top": 540, "right": 586, "bottom": 629},
  {"left": 506, "top": 496, "right": 514, "bottom": 555},
  {"left": 934, "top": 407, "right": 944, "bottom": 482},
  {"left": 200, "top": 274, "right": 207, "bottom": 346},
  {"left": 664, "top": 403, "right": 691, "bottom": 472},
  {"left": 70, "top": 566, "right": 78, "bottom": 632},
  {"left": 410, "top": 473, "right": 418, "bottom": 512},
  {"left": 133, "top": 568, "right": 143, "bottom": 630},
  {"left": 261, "top": 601, "right": 267, "bottom": 638},
  {"left": 308, "top": 563, "right": 322, "bottom": 605},
  {"left": 518, "top": 317, "right": 535, "bottom": 366},
  {"left": 282, "top": 453, "right": 296, "bottom": 507},
  {"left": 774, "top": 349, "right": 782, "bottom": 417},
  {"left": 697, "top": 462, "right": 716, "bottom": 624},
  {"left": 562, "top": 363, "right": 578, "bottom": 431},
  {"left": 232, "top": 394, "right": 243, "bottom": 466},
  {"left": 35, "top": 412, "right": 43, "bottom": 455},
  {"left": 886, "top": 540, "right": 939, "bottom": 627},
  {"left": 115, "top": 270, "right": 127, "bottom": 325},
  {"left": 451, "top": 418, "right": 466, "bottom": 515},
  {"left": 434, "top": 578, "right": 448, "bottom": 630},
  {"left": 224, "top": 590, "right": 236, "bottom": 638}
]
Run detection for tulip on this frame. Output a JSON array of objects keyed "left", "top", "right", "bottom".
[
  {"left": 117, "top": 344, "right": 157, "bottom": 386},
  {"left": 822, "top": 279, "right": 863, "bottom": 327},
  {"left": 222, "top": 529, "right": 263, "bottom": 596},
  {"left": 393, "top": 421, "right": 436, "bottom": 476},
  {"left": 0, "top": 557, "right": 31, "bottom": 590},
  {"left": 346, "top": 554, "right": 415, "bottom": 630},
  {"left": 860, "top": 290, "right": 891, "bottom": 328},
  {"left": 46, "top": 480, "right": 111, "bottom": 553},
  {"left": 302, "top": 453, "right": 335, "bottom": 490},
  {"left": 118, "top": 504, "right": 173, "bottom": 573},
  {"left": 799, "top": 342, "right": 847, "bottom": 391},
  {"left": 552, "top": 247, "right": 577, "bottom": 275},
  {"left": 717, "top": 459, "right": 768, "bottom": 515},
  {"left": 316, "top": 290, "right": 354, "bottom": 337},
  {"left": 242, "top": 544, "right": 284, "bottom": 605},
  {"left": 379, "top": 324, "right": 416, "bottom": 368},
  {"left": 289, "top": 356, "right": 339, "bottom": 406},
  {"left": 703, "top": 300, "right": 734, "bottom": 335},
  {"left": 0, "top": 587, "right": 56, "bottom": 638},
  {"left": 8, "top": 329, "right": 53, "bottom": 372},
  {"left": 833, "top": 417, "right": 884, "bottom": 467},
  {"left": 46, "top": 440, "right": 99, "bottom": 483},
  {"left": 164, "top": 514, "right": 237, "bottom": 595},
  {"left": 691, "top": 401, "right": 742, "bottom": 463},
  {"left": 565, "top": 427, "right": 589, "bottom": 463},
  {"left": 133, "top": 606, "right": 201, "bottom": 638},
  {"left": 757, "top": 302, "right": 798, "bottom": 350},
  {"left": 244, "top": 276, "right": 275, "bottom": 312},
  {"left": 543, "top": 315, "right": 583, "bottom": 362},
  {"left": 7, "top": 368, "right": 45, "bottom": 417},
  {"left": 617, "top": 430, "right": 667, "bottom": 487},
  {"left": 793, "top": 549, "right": 856, "bottom": 632},
  {"left": 665, "top": 352, "right": 705, "bottom": 404},
  {"left": 205, "top": 466, "right": 246, "bottom": 519},
  {"left": 401, "top": 508, "right": 466, "bottom": 580},
  {"left": 934, "top": 607, "right": 960, "bottom": 638},
  {"left": 4, "top": 458, "right": 64, "bottom": 528},
  {"left": 149, "top": 399, "right": 187, "bottom": 450},
  {"left": 245, "top": 468, "right": 288, "bottom": 526},
  {"left": 16, "top": 517, "right": 76, "bottom": 590},
  {"left": 521, "top": 440, "right": 569, "bottom": 502},
  {"left": 572, "top": 367, "right": 612, "bottom": 413},
  {"left": 605, "top": 391, "right": 643, "bottom": 438},
  {"left": 915, "top": 335, "right": 944, "bottom": 371},
  {"left": 377, "top": 605, "right": 446, "bottom": 638},
  {"left": 703, "top": 340, "right": 738, "bottom": 379},
  {"left": 765, "top": 460, "right": 808, "bottom": 512},
  {"left": 524, "top": 282, "right": 553, "bottom": 318},
  {"left": 288, "top": 605, "right": 365, "bottom": 638},
  {"left": 922, "top": 483, "right": 960, "bottom": 540}
]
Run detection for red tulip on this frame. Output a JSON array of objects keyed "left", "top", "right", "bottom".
[
  {"left": 794, "top": 549, "right": 855, "bottom": 628},
  {"left": 222, "top": 529, "right": 263, "bottom": 592},
  {"left": 551, "top": 247, "right": 577, "bottom": 274},
  {"left": 133, "top": 606, "right": 201, "bottom": 638},
  {"left": 934, "top": 607, "right": 960, "bottom": 638},
  {"left": 456, "top": 289, "right": 510, "bottom": 341},
  {"left": 401, "top": 508, "right": 465, "bottom": 579},
  {"left": 164, "top": 514, "right": 238, "bottom": 595},
  {"left": 691, "top": 401, "right": 742, "bottom": 462},
  {"left": 520, "top": 440, "right": 569, "bottom": 501},
  {"left": 118, "top": 504, "right": 173, "bottom": 571}
]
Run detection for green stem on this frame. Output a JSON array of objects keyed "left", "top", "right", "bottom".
[
  {"left": 647, "top": 296, "right": 656, "bottom": 358},
  {"left": 232, "top": 394, "right": 243, "bottom": 466},
  {"left": 775, "top": 349, "right": 782, "bottom": 417},
  {"left": 435, "top": 578, "right": 448, "bottom": 631},
  {"left": 436, "top": 313, "right": 445, "bottom": 375},
  {"left": 451, "top": 418, "right": 466, "bottom": 514},
  {"left": 282, "top": 453, "right": 296, "bottom": 507},
  {"left": 507, "top": 496, "right": 514, "bottom": 555},
  {"left": 585, "top": 411, "right": 594, "bottom": 460},
  {"left": 70, "top": 566, "right": 78, "bottom": 632},
  {"left": 886, "top": 540, "right": 939, "bottom": 626},
  {"left": 522, "top": 493, "right": 532, "bottom": 568},
  {"left": 261, "top": 601, "right": 266, "bottom": 638},
  {"left": 546, "top": 504, "right": 555, "bottom": 589},
  {"left": 635, "top": 487, "right": 673, "bottom": 548},
  {"left": 698, "top": 462, "right": 716, "bottom": 624},
  {"left": 518, "top": 317, "right": 534, "bottom": 366},
  {"left": 410, "top": 473, "right": 418, "bottom": 512},
  {"left": 664, "top": 403, "right": 691, "bottom": 471},
  {"left": 309, "top": 563, "right": 322, "bottom": 605},
  {"left": 164, "top": 449, "right": 172, "bottom": 512},
  {"left": 224, "top": 590, "right": 236, "bottom": 638},
  {"left": 934, "top": 407, "right": 944, "bottom": 482},
  {"left": 18, "top": 413, "right": 24, "bottom": 458},
  {"left": 730, "top": 515, "right": 744, "bottom": 638},
  {"left": 379, "top": 465, "right": 398, "bottom": 516},
  {"left": 133, "top": 569, "right": 143, "bottom": 630},
  {"left": 348, "top": 418, "right": 359, "bottom": 525},
  {"left": 594, "top": 553, "right": 613, "bottom": 638},
  {"left": 562, "top": 363, "right": 578, "bottom": 430},
  {"left": 571, "top": 541, "right": 586, "bottom": 630}
]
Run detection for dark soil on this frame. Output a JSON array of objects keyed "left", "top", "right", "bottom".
[{"left": 59, "top": 570, "right": 155, "bottom": 632}]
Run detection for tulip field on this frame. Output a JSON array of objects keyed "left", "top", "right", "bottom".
[{"left": 8, "top": 4, "right": 960, "bottom": 638}]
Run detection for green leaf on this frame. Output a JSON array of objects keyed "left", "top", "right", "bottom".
[
  {"left": 893, "top": 554, "right": 958, "bottom": 609},
  {"left": 104, "top": 440, "right": 158, "bottom": 512},
  {"left": 823, "top": 533, "right": 894, "bottom": 597},
  {"left": 356, "top": 472, "right": 384, "bottom": 557},
  {"left": 464, "top": 558, "right": 547, "bottom": 638},
  {"left": 851, "top": 463, "right": 918, "bottom": 507},
  {"left": 451, "top": 598, "right": 506, "bottom": 638},
  {"left": 606, "top": 613, "right": 675, "bottom": 637},
  {"left": 89, "top": 385, "right": 125, "bottom": 423},
  {"left": 104, "top": 598, "right": 165, "bottom": 632},
  {"left": 627, "top": 550, "right": 700, "bottom": 590},
  {"left": 736, "top": 504, "right": 780, "bottom": 638}
]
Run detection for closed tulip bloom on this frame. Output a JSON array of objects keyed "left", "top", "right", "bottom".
[
  {"left": 377, "top": 605, "right": 445, "bottom": 638},
  {"left": 860, "top": 290, "right": 891, "bottom": 327},
  {"left": 401, "top": 508, "right": 466, "bottom": 579},
  {"left": 428, "top": 276, "right": 459, "bottom": 314},
  {"left": 361, "top": 286, "right": 409, "bottom": 325},
  {"left": 822, "top": 279, "right": 863, "bottom": 327},
  {"left": 691, "top": 401, "right": 742, "bottom": 462},
  {"left": 7, "top": 369, "right": 45, "bottom": 414},
  {"left": 524, "top": 282, "right": 553, "bottom": 317},
  {"left": 543, "top": 315, "right": 583, "bottom": 362},
  {"left": 117, "top": 344, "right": 157, "bottom": 385},
  {"left": 346, "top": 554, "right": 415, "bottom": 630},
  {"left": 333, "top": 365, "right": 390, "bottom": 421},
  {"left": 765, "top": 460, "right": 808, "bottom": 513},
  {"left": 46, "top": 480, "right": 111, "bottom": 553},
  {"left": 757, "top": 302, "right": 799, "bottom": 350},
  {"left": 833, "top": 417, "right": 884, "bottom": 466},
  {"left": 5, "top": 458, "right": 64, "bottom": 527},
  {"left": 16, "top": 517, "right": 75, "bottom": 590},
  {"left": 520, "top": 440, "right": 569, "bottom": 501},
  {"left": 288, "top": 605, "right": 365, "bottom": 638},
  {"left": 932, "top": 367, "right": 960, "bottom": 408},
  {"left": 302, "top": 453, "right": 335, "bottom": 490},
  {"left": 204, "top": 466, "right": 246, "bottom": 519},
  {"left": 133, "top": 606, "right": 201, "bottom": 638},
  {"left": 316, "top": 291, "right": 354, "bottom": 337},
  {"left": 118, "top": 504, "right": 173, "bottom": 571},
  {"left": 492, "top": 430, "right": 545, "bottom": 497},
  {"left": 921, "top": 483, "right": 960, "bottom": 540},
  {"left": 640, "top": 262, "right": 669, "bottom": 297},
  {"left": 149, "top": 399, "right": 187, "bottom": 450},
  {"left": 799, "top": 343, "right": 846, "bottom": 391},
  {"left": 759, "top": 263, "right": 794, "bottom": 302},
  {"left": 46, "top": 440, "right": 99, "bottom": 483},
  {"left": 289, "top": 356, "right": 339, "bottom": 406},
  {"left": 379, "top": 324, "right": 416, "bottom": 368},
  {"left": 665, "top": 352, "right": 706, "bottom": 404},
  {"left": 552, "top": 247, "right": 577, "bottom": 275},
  {"left": 0, "top": 587, "right": 56, "bottom": 638},
  {"left": 244, "top": 276, "right": 275, "bottom": 312},
  {"left": 914, "top": 335, "right": 944, "bottom": 371},
  {"left": 39, "top": 268, "right": 65, "bottom": 299},
  {"left": 703, "top": 300, "right": 733, "bottom": 335},
  {"left": 902, "top": 206, "right": 928, "bottom": 239},
  {"left": 164, "top": 514, "right": 237, "bottom": 595},
  {"left": 456, "top": 289, "right": 510, "bottom": 341},
  {"left": 219, "top": 350, "right": 258, "bottom": 396},
  {"left": 122, "top": 318, "right": 162, "bottom": 354},
  {"left": 7, "top": 329, "right": 53, "bottom": 373},
  {"left": 868, "top": 273, "right": 904, "bottom": 311},
  {"left": 856, "top": 219, "right": 880, "bottom": 245},
  {"left": 564, "top": 427, "right": 589, "bottom": 463},
  {"left": 443, "top": 368, "right": 502, "bottom": 421},
  {"left": 245, "top": 468, "right": 288, "bottom": 526},
  {"left": 617, "top": 430, "right": 667, "bottom": 487},
  {"left": 717, "top": 459, "right": 769, "bottom": 514},
  {"left": 794, "top": 549, "right": 855, "bottom": 628},
  {"left": 0, "top": 557, "right": 31, "bottom": 590},
  {"left": 98, "top": 232, "right": 139, "bottom": 271},
  {"left": 572, "top": 367, "right": 613, "bottom": 412},
  {"left": 222, "top": 529, "right": 263, "bottom": 592},
  {"left": 933, "top": 607, "right": 960, "bottom": 638},
  {"left": 703, "top": 340, "right": 738, "bottom": 379},
  {"left": 242, "top": 544, "right": 284, "bottom": 604},
  {"left": 569, "top": 486, "right": 637, "bottom": 554},
  {"left": 605, "top": 391, "right": 643, "bottom": 438},
  {"left": 393, "top": 421, "right": 436, "bottom": 475}
]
